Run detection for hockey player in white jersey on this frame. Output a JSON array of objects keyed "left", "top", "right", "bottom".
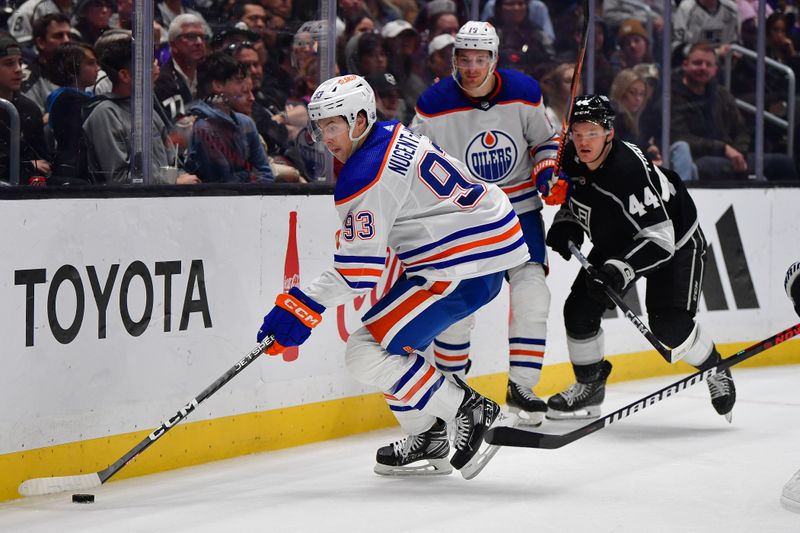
[
  {"left": 781, "top": 261, "right": 800, "bottom": 512},
  {"left": 410, "top": 21, "right": 558, "bottom": 426},
  {"left": 256, "top": 75, "right": 529, "bottom": 478}
]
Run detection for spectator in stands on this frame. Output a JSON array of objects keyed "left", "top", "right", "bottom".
[
  {"left": 109, "top": 0, "right": 164, "bottom": 45},
  {"left": 21, "top": 13, "right": 71, "bottom": 111},
  {"left": 490, "top": 0, "right": 554, "bottom": 75},
  {"left": 609, "top": 68, "right": 661, "bottom": 164},
  {"left": 346, "top": 0, "right": 401, "bottom": 27},
  {"left": 610, "top": 19, "right": 655, "bottom": 75},
  {"left": 343, "top": 31, "right": 387, "bottom": 75},
  {"left": 339, "top": 10, "right": 375, "bottom": 61},
  {"left": 424, "top": 33, "right": 454, "bottom": 84},
  {"left": 480, "top": 0, "right": 554, "bottom": 42},
  {"left": 0, "top": 34, "right": 51, "bottom": 184},
  {"left": 184, "top": 52, "right": 274, "bottom": 183},
  {"left": 227, "top": 72, "right": 306, "bottom": 182},
  {"left": 540, "top": 61, "right": 577, "bottom": 128},
  {"left": 604, "top": 0, "right": 664, "bottom": 36},
  {"left": 156, "top": 14, "right": 208, "bottom": 122},
  {"left": 155, "top": 0, "right": 211, "bottom": 38},
  {"left": 381, "top": 20, "right": 425, "bottom": 121},
  {"left": 83, "top": 35, "right": 200, "bottom": 184},
  {"left": 46, "top": 41, "right": 99, "bottom": 184},
  {"left": 365, "top": 71, "right": 405, "bottom": 123},
  {"left": 671, "top": 42, "right": 797, "bottom": 181},
  {"left": 233, "top": 0, "right": 269, "bottom": 34},
  {"left": 7, "top": 0, "right": 74, "bottom": 46},
  {"left": 72, "top": 0, "right": 112, "bottom": 46},
  {"left": 672, "top": 0, "right": 740, "bottom": 63},
  {"left": 417, "top": 0, "right": 460, "bottom": 41}
]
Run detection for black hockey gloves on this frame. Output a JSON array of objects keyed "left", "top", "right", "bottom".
[
  {"left": 546, "top": 208, "right": 584, "bottom": 261},
  {"left": 786, "top": 262, "right": 800, "bottom": 317},
  {"left": 585, "top": 263, "right": 625, "bottom": 310}
]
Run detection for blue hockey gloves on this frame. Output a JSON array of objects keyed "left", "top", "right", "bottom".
[{"left": 257, "top": 287, "right": 325, "bottom": 355}]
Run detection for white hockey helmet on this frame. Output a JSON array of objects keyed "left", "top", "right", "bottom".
[
  {"left": 452, "top": 21, "right": 499, "bottom": 90},
  {"left": 454, "top": 21, "right": 499, "bottom": 56},
  {"left": 308, "top": 75, "right": 377, "bottom": 142}
]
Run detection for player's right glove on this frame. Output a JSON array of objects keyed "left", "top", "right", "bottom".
[
  {"left": 786, "top": 261, "right": 800, "bottom": 317},
  {"left": 585, "top": 263, "right": 625, "bottom": 310},
  {"left": 533, "top": 162, "right": 570, "bottom": 205},
  {"left": 257, "top": 287, "right": 325, "bottom": 356},
  {"left": 545, "top": 207, "right": 584, "bottom": 261}
]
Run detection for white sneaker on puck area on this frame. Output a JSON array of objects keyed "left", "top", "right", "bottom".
[{"left": 781, "top": 469, "right": 800, "bottom": 512}]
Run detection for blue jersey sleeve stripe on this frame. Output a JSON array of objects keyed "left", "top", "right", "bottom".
[{"left": 397, "top": 210, "right": 517, "bottom": 261}]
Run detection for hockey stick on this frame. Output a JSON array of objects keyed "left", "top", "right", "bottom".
[
  {"left": 569, "top": 242, "right": 674, "bottom": 363},
  {"left": 543, "top": 0, "right": 590, "bottom": 206},
  {"left": 486, "top": 322, "right": 800, "bottom": 449},
  {"left": 18, "top": 336, "right": 274, "bottom": 497}
]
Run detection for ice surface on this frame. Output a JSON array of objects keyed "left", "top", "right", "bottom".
[{"left": 2, "top": 365, "right": 800, "bottom": 533}]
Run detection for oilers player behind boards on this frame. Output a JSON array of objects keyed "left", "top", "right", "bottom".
[
  {"left": 542, "top": 95, "right": 736, "bottom": 422},
  {"left": 410, "top": 21, "right": 559, "bottom": 427},
  {"left": 256, "top": 75, "right": 529, "bottom": 478}
]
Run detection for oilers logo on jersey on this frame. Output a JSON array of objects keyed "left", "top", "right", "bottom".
[{"left": 465, "top": 130, "right": 518, "bottom": 183}]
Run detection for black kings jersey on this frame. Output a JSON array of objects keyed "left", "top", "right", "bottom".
[{"left": 561, "top": 139, "right": 700, "bottom": 276}]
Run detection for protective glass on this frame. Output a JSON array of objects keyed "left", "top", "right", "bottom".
[
  {"left": 455, "top": 55, "right": 492, "bottom": 69},
  {"left": 569, "top": 130, "right": 609, "bottom": 142}
]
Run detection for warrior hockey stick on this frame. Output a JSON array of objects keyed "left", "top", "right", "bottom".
[
  {"left": 18, "top": 336, "right": 274, "bottom": 497},
  {"left": 486, "top": 322, "right": 800, "bottom": 449},
  {"left": 543, "top": 0, "right": 590, "bottom": 205},
  {"left": 568, "top": 242, "right": 676, "bottom": 363}
]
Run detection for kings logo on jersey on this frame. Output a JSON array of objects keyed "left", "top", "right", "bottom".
[{"left": 465, "top": 130, "right": 518, "bottom": 183}]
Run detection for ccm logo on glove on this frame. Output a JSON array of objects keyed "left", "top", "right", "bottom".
[{"left": 276, "top": 294, "right": 322, "bottom": 327}]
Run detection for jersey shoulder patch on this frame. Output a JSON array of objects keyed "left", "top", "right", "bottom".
[
  {"left": 495, "top": 69, "right": 543, "bottom": 106},
  {"left": 334, "top": 121, "right": 400, "bottom": 205},
  {"left": 415, "top": 77, "right": 471, "bottom": 118}
]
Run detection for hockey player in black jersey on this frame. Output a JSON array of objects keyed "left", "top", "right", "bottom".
[{"left": 541, "top": 94, "right": 736, "bottom": 422}]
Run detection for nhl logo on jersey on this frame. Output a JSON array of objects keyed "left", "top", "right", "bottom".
[{"left": 465, "top": 130, "right": 518, "bottom": 182}]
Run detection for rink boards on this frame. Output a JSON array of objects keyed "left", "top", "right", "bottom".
[{"left": 0, "top": 188, "right": 798, "bottom": 501}]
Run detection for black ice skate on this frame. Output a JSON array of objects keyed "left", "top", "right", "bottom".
[
  {"left": 449, "top": 376, "right": 516, "bottom": 480},
  {"left": 707, "top": 368, "right": 736, "bottom": 423},
  {"left": 374, "top": 418, "right": 452, "bottom": 476},
  {"left": 506, "top": 380, "right": 547, "bottom": 427},
  {"left": 547, "top": 360, "right": 613, "bottom": 420}
]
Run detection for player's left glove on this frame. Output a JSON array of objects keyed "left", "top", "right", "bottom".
[
  {"left": 257, "top": 287, "right": 325, "bottom": 356},
  {"left": 533, "top": 162, "right": 570, "bottom": 206},
  {"left": 585, "top": 263, "right": 626, "bottom": 310},
  {"left": 786, "top": 261, "right": 800, "bottom": 317}
]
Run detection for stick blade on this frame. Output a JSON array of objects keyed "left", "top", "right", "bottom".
[
  {"left": 19, "top": 472, "right": 102, "bottom": 497},
  {"left": 484, "top": 426, "right": 546, "bottom": 448}
]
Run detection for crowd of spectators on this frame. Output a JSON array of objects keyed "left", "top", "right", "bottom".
[{"left": 0, "top": 0, "right": 799, "bottom": 186}]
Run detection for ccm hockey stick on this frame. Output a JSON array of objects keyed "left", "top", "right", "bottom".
[
  {"left": 486, "top": 322, "right": 800, "bottom": 449},
  {"left": 569, "top": 242, "right": 675, "bottom": 363},
  {"left": 18, "top": 336, "right": 274, "bottom": 497},
  {"left": 544, "top": 0, "right": 590, "bottom": 205}
]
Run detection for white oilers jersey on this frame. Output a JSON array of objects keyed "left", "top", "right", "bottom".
[
  {"left": 303, "top": 121, "right": 530, "bottom": 308},
  {"left": 410, "top": 69, "right": 558, "bottom": 215}
]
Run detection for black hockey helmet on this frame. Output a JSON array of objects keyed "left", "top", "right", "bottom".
[{"left": 569, "top": 94, "right": 615, "bottom": 130}]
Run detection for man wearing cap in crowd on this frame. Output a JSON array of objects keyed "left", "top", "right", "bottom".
[
  {"left": 420, "top": 0, "right": 460, "bottom": 39},
  {"left": 381, "top": 19, "right": 426, "bottom": 124},
  {"left": 0, "top": 34, "right": 51, "bottom": 184},
  {"left": 424, "top": 33, "right": 454, "bottom": 84},
  {"left": 365, "top": 71, "right": 405, "bottom": 124},
  {"left": 611, "top": 18, "right": 654, "bottom": 74}
]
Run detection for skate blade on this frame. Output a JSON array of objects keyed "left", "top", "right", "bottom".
[
  {"left": 374, "top": 458, "right": 453, "bottom": 477},
  {"left": 508, "top": 406, "right": 544, "bottom": 427},
  {"left": 781, "top": 494, "right": 800, "bottom": 513},
  {"left": 545, "top": 406, "right": 601, "bottom": 421},
  {"left": 460, "top": 413, "right": 520, "bottom": 481}
]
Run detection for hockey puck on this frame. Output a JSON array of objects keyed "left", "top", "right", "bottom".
[{"left": 72, "top": 493, "right": 95, "bottom": 504}]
